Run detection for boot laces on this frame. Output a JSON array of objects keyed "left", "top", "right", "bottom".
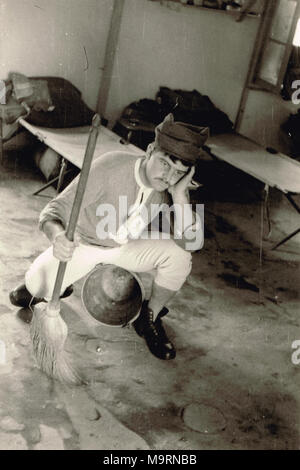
[
  {"left": 146, "top": 309, "right": 170, "bottom": 343},
  {"left": 146, "top": 309, "right": 159, "bottom": 337}
]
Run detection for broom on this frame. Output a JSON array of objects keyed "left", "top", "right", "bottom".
[{"left": 30, "top": 114, "right": 101, "bottom": 384}]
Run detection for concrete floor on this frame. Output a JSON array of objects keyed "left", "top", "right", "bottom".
[{"left": 0, "top": 148, "right": 299, "bottom": 450}]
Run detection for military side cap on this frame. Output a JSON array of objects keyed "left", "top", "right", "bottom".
[{"left": 155, "top": 113, "right": 209, "bottom": 163}]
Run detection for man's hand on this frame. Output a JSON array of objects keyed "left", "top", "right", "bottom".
[
  {"left": 53, "top": 231, "right": 77, "bottom": 262},
  {"left": 168, "top": 166, "right": 195, "bottom": 203},
  {"left": 42, "top": 220, "right": 78, "bottom": 262}
]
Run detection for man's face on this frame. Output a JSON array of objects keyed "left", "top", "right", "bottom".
[{"left": 144, "top": 150, "right": 189, "bottom": 192}]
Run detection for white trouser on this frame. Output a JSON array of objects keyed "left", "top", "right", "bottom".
[{"left": 25, "top": 235, "right": 192, "bottom": 300}]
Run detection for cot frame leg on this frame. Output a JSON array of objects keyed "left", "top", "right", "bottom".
[{"left": 271, "top": 193, "right": 300, "bottom": 250}]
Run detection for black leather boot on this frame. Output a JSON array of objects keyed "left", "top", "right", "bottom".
[
  {"left": 9, "top": 283, "right": 74, "bottom": 308},
  {"left": 134, "top": 301, "right": 176, "bottom": 360}
]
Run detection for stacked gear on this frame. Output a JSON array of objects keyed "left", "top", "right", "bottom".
[{"left": 113, "top": 86, "right": 233, "bottom": 151}]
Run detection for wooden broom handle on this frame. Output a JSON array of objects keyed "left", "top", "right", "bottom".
[{"left": 50, "top": 114, "right": 101, "bottom": 309}]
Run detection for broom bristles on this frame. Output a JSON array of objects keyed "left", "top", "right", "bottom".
[{"left": 30, "top": 303, "right": 82, "bottom": 385}]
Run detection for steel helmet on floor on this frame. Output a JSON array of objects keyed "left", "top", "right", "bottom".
[{"left": 81, "top": 264, "right": 144, "bottom": 327}]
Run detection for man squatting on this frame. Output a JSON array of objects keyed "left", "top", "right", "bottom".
[{"left": 10, "top": 113, "right": 208, "bottom": 361}]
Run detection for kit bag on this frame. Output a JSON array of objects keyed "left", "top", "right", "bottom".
[
  {"left": 281, "top": 110, "right": 300, "bottom": 160},
  {"left": 156, "top": 87, "right": 233, "bottom": 135},
  {"left": 113, "top": 87, "right": 233, "bottom": 150},
  {"left": 112, "top": 98, "right": 163, "bottom": 150}
]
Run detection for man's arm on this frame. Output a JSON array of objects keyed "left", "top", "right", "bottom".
[
  {"left": 39, "top": 151, "right": 137, "bottom": 258},
  {"left": 42, "top": 219, "right": 76, "bottom": 262},
  {"left": 168, "top": 167, "right": 204, "bottom": 251},
  {"left": 39, "top": 174, "right": 78, "bottom": 233},
  {"left": 42, "top": 219, "right": 65, "bottom": 242},
  {"left": 38, "top": 174, "right": 79, "bottom": 262}
]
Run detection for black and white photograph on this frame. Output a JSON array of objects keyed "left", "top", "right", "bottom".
[{"left": 0, "top": 0, "right": 299, "bottom": 453}]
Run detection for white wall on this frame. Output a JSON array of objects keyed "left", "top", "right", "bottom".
[
  {"left": 104, "top": 0, "right": 260, "bottom": 126},
  {"left": 0, "top": 0, "right": 113, "bottom": 109}
]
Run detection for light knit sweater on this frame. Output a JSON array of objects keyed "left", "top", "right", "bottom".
[{"left": 39, "top": 150, "right": 200, "bottom": 251}]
